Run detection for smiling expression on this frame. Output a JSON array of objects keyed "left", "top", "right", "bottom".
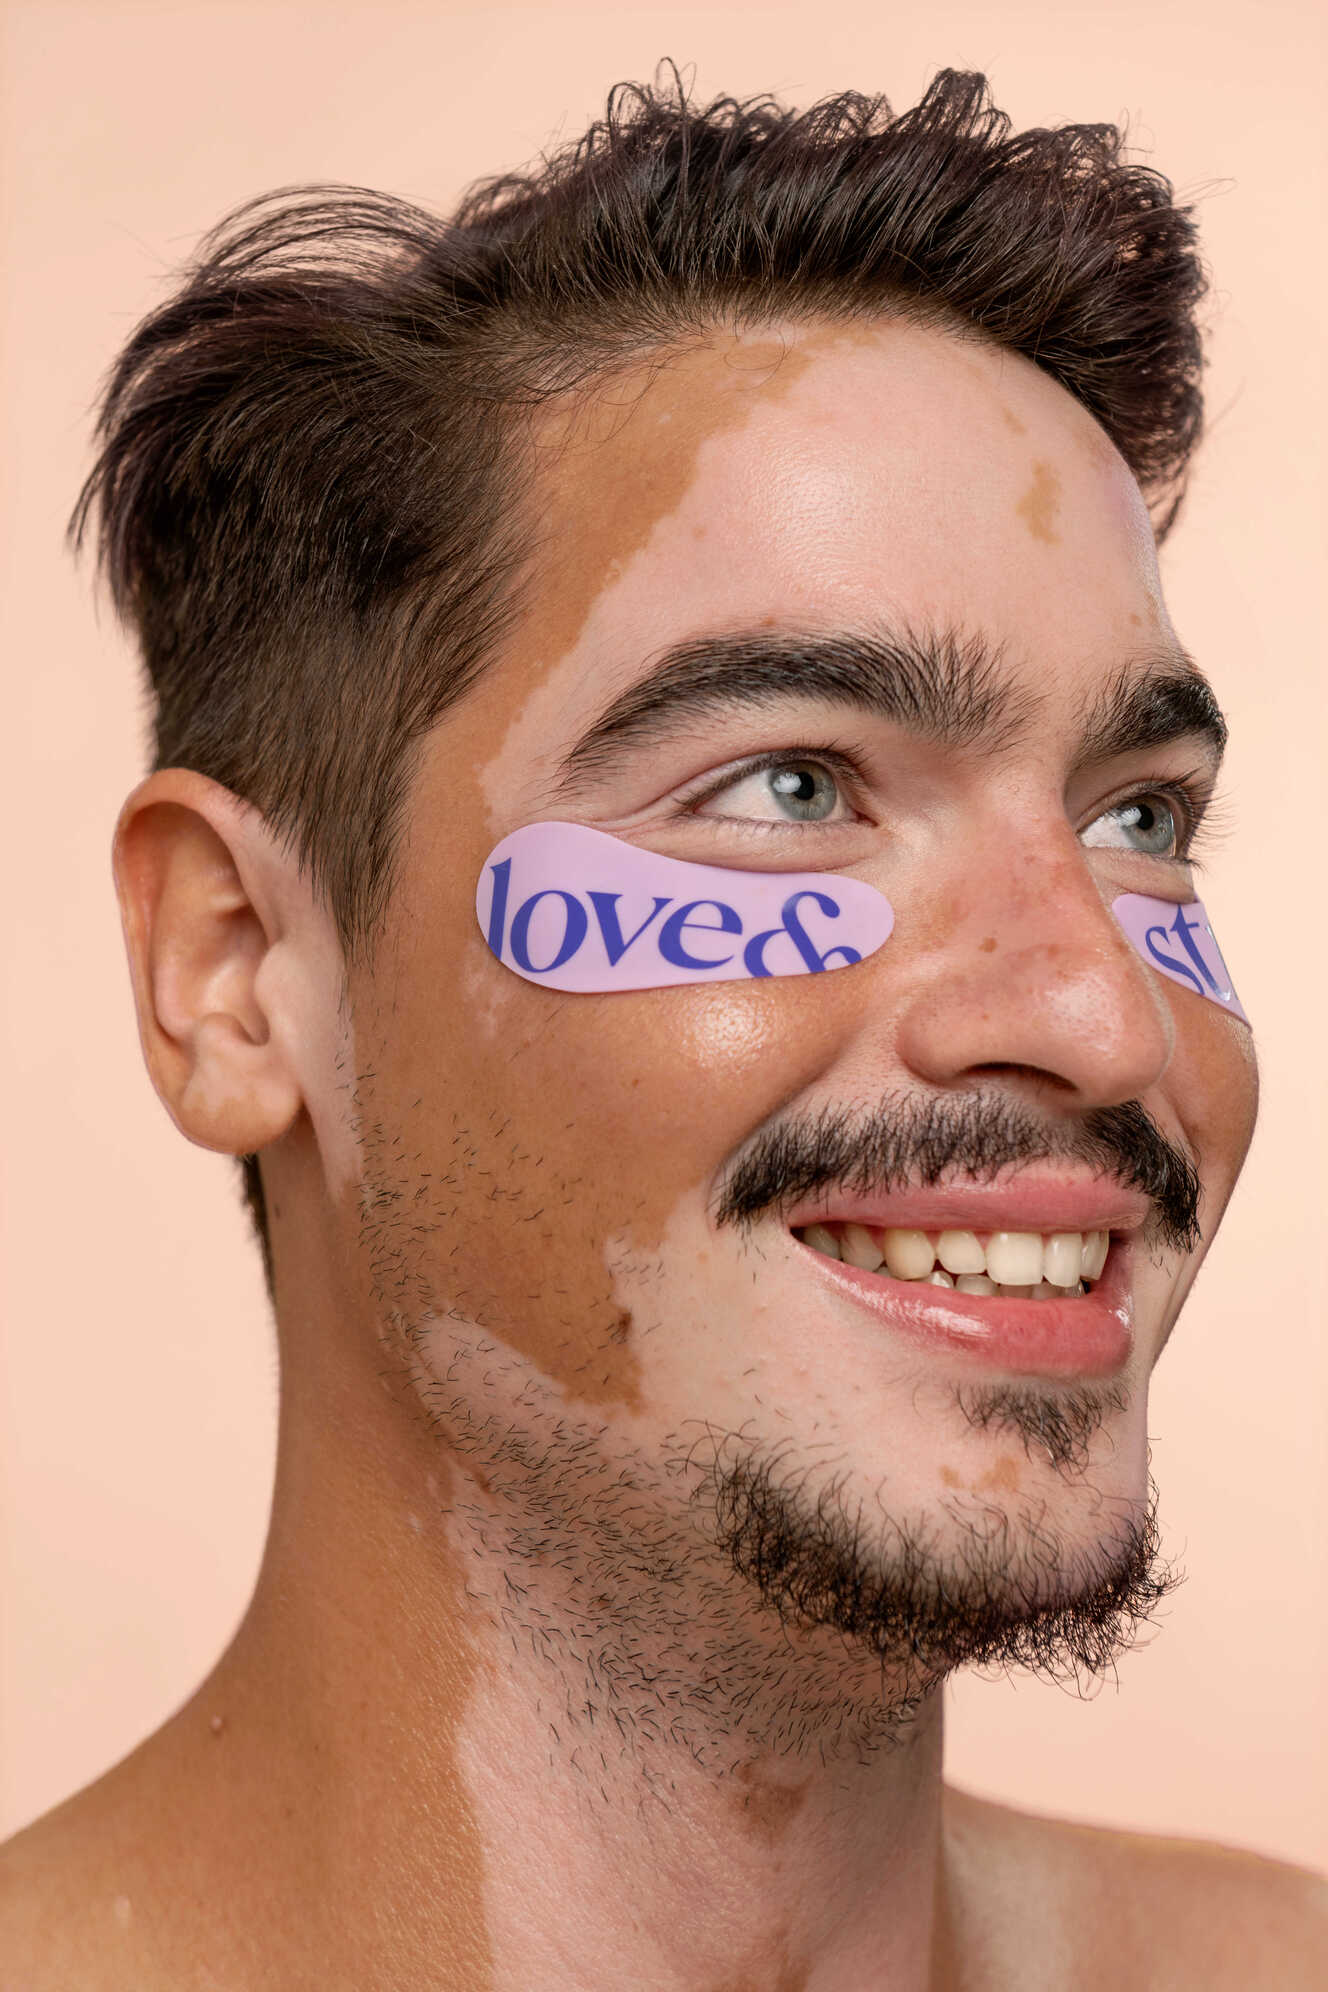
[{"left": 343, "top": 315, "right": 1257, "bottom": 1577}]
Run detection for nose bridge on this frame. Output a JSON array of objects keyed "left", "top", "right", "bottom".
[{"left": 891, "top": 830, "right": 1175, "bottom": 1105}]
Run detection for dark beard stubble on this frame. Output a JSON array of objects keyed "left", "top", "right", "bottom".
[
  {"left": 698, "top": 1434, "right": 1177, "bottom": 1713},
  {"left": 354, "top": 1075, "right": 1189, "bottom": 1756}
]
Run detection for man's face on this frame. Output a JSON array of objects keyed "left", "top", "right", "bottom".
[{"left": 339, "top": 318, "right": 1256, "bottom": 1681}]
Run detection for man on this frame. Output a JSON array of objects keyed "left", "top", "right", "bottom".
[{"left": 2, "top": 67, "right": 1323, "bottom": 1989}]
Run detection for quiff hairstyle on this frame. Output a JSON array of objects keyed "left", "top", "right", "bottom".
[{"left": 73, "top": 67, "right": 1208, "bottom": 1263}]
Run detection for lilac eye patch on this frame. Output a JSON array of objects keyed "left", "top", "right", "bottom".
[
  {"left": 477, "top": 821, "right": 895, "bottom": 992},
  {"left": 1112, "top": 894, "right": 1248, "bottom": 1024},
  {"left": 476, "top": 823, "right": 1247, "bottom": 1023}
]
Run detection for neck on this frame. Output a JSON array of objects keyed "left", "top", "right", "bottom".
[{"left": 173, "top": 1303, "right": 955, "bottom": 1991}]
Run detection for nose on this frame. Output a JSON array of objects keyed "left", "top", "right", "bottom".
[{"left": 891, "top": 833, "right": 1176, "bottom": 1109}]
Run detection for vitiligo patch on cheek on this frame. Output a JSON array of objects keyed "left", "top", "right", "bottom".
[
  {"left": 1113, "top": 894, "right": 1249, "bottom": 1024},
  {"left": 477, "top": 821, "right": 895, "bottom": 992}
]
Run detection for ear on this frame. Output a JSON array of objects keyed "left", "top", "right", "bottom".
[{"left": 114, "top": 770, "right": 306, "bottom": 1154}]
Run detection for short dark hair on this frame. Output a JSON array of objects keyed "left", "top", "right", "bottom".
[{"left": 73, "top": 67, "right": 1208, "bottom": 1265}]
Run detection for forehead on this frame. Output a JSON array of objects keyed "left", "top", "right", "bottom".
[{"left": 471, "top": 319, "right": 1168, "bottom": 824}]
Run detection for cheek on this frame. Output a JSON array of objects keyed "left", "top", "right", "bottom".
[
  {"left": 356, "top": 949, "right": 859, "bottom": 1409},
  {"left": 471, "top": 975, "right": 839, "bottom": 1223},
  {"left": 1164, "top": 994, "right": 1258, "bottom": 1224}
]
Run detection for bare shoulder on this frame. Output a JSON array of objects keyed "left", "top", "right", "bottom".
[
  {"left": 943, "top": 1784, "right": 1328, "bottom": 1991},
  {"left": 0, "top": 1768, "right": 179, "bottom": 1992}
]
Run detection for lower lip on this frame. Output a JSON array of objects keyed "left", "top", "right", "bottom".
[{"left": 794, "top": 1238, "right": 1135, "bottom": 1378}]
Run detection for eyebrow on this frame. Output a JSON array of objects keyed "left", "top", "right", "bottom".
[
  {"left": 1076, "top": 655, "right": 1227, "bottom": 768},
  {"left": 553, "top": 623, "right": 1227, "bottom": 792}
]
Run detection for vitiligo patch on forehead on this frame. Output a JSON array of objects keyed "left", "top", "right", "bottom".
[
  {"left": 1113, "top": 894, "right": 1248, "bottom": 1024},
  {"left": 477, "top": 821, "right": 895, "bottom": 992}
]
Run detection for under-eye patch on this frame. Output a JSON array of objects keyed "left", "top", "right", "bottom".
[
  {"left": 477, "top": 821, "right": 895, "bottom": 992},
  {"left": 1113, "top": 894, "right": 1248, "bottom": 1024},
  {"left": 476, "top": 824, "right": 1248, "bottom": 1023}
]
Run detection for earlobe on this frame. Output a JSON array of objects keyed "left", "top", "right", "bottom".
[{"left": 114, "top": 771, "right": 304, "bottom": 1155}]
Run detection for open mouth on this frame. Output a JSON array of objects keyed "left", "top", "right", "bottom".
[{"left": 792, "top": 1221, "right": 1111, "bottom": 1298}]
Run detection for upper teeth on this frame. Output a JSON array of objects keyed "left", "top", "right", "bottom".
[{"left": 796, "top": 1223, "right": 1110, "bottom": 1294}]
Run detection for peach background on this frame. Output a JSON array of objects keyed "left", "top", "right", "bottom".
[{"left": 2, "top": 0, "right": 1324, "bottom": 1868}]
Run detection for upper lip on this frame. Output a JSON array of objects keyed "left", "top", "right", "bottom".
[{"left": 783, "top": 1171, "right": 1154, "bottom": 1238}]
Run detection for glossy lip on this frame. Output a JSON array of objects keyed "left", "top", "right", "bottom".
[{"left": 792, "top": 1233, "right": 1134, "bottom": 1377}]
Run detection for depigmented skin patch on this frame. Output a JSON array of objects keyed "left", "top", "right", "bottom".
[
  {"left": 364, "top": 326, "right": 902, "bottom": 1417},
  {"left": 1016, "top": 459, "right": 1062, "bottom": 543},
  {"left": 352, "top": 308, "right": 1255, "bottom": 1491},
  {"left": 295, "top": 307, "right": 1251, "bottom": 1979},
  {"left": 518, "top": 334, "right": 819, "bottom": 676}
]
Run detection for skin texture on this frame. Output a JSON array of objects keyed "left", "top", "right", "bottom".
[{"left": 3, "top": 317, "right": 1325, "bottom": 1990}]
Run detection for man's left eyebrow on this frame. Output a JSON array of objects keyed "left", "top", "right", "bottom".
[
  {"left": 554, "top": 623, "right": 1028, "bottom": 794},
  {"left": 1076, "top": 653, "right": 1228, "bottom": 771}
]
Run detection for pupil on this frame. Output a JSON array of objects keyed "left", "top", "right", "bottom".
[
  {"left": 772, "top": 769, "right": 818, "bottom": 803},
  {"left": 1126, "top": 799, "right": 1174, "bottom": 852}
]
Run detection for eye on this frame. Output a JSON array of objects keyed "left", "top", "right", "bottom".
[
  {"left": 692, "top": 757, "right": 853, "bottom": 824},
  {"left": 1081, "top": 793, "right": 1182, "bottom": 858}
]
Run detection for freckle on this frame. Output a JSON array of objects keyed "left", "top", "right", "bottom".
[
  {"left": 208, "top": 1713, "right": 226, "bottom": 1737},
  {"left": 940, "top": 1465, "right": 962, "bottom": 1488},
  {"left": 999, "top": 403, "right": 1027, "bottom": 434},
  {"left": 978, "top": 936, "right": 997, "bottom": 954},
  {"left": 1128, "top": 611, "right": 1142, "bottom": 627},
  {"left": 1015, "top": 459, "right": 1061, "bottom": 544},
  {"left": 976, "top": 1455, "right": 1021, "bottom": 1494},
  {"left": 692, "top": 522, "right": 708, "bottom": 539}
]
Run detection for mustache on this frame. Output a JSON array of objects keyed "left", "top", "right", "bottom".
[{"left": 713, "top": 1095, "right": 1202, "bottom": 1254}]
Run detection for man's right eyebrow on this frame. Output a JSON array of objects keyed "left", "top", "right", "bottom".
[{"left": 553, "top": 624, "right": 1032, "bottom": 795}]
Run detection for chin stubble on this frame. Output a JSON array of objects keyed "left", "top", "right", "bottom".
[{"left": 698, "top": 1433, "right": 1177, "bottom": 1702}]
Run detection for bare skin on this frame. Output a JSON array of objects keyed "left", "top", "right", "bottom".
[{"left": 3, "top": 319, "right": 1324, "bottom": 1988}]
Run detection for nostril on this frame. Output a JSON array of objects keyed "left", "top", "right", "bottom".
[{"left": 963, "top": 1061, "right": 1078, "bottom": 1093}]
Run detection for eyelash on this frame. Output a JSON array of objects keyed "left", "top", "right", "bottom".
[
  {"left": 674, "top": 746, "right": 868, "bottom": 824},
  {"left": 675, "top": 748, "right": 1226, "bottom": 860},
  {"left": 1108, "top": 765, "right": 1226, "bottom": 864}
]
